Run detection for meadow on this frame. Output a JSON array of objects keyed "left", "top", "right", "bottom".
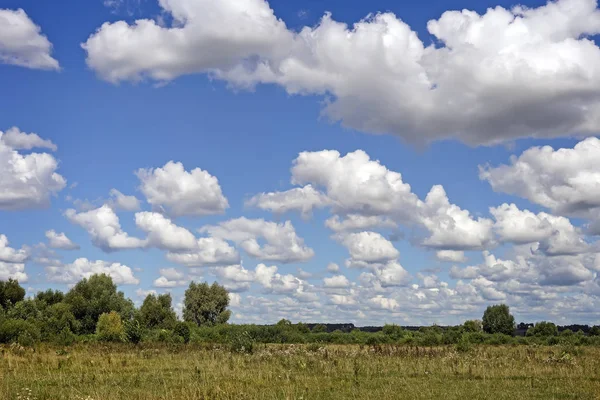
[{"left": 2, "top": 343, "right": 600, "bottom": 400}]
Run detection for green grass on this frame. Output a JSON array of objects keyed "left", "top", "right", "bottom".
[{"left": 2, "top": 344, "right": 600, "bottom": 399}]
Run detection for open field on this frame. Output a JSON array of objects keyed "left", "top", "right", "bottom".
[{"left": 2, "top": 344, "right": 600, "bottom": 399}]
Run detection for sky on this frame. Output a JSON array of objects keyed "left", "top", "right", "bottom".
[{"left": 2, "top": 0, "right": 600, "bottom": 326}]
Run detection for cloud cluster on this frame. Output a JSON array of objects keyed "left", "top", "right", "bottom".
[
  {"left": 0, "top": 9, "right": 59, "bottom": 70},
  {"left": 0, "top": 127, "right": 66, "bottom": 210},
  {"left": 84, "top": 0, "right": 600, "bottom": 145},
  {"left": 46, "top": 258, "right": 139, "bottom": 285}
]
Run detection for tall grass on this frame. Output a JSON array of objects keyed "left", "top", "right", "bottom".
[{"left": 1, "top": 343, "right": 599, "bottom": 399}]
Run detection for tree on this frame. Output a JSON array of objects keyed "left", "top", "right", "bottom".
[
  {"left": 183, "top": 282, "right": 230, "bottom": 326},
  {"left": 312, "top": 324, "right": 327, "bottom": 333},
  {"left": 589, "top": 325, "right": 600, "bottom": 336},
  {"left": 96, "top": 311, "right": 125, "bottom": 342},
  {"left": 35, "top": 289, "right": 64, "bottom": 306},
  {"left": 139, "top": 293, "right": 177, "bottom": 329},
  {"left": 463, "top": 320, "right": 483, "bottom": 333},
  {"left": 482, "top": 304, "right": 515, "bottom": 336},
  {"left": 64, "top": 274, "right": 134, "bottom": 334},
  {"left": 526, "top": 321, "right": 558, "bottom": 337},
  {"left": 0, "top": 279, "right": 25, "bottom": 308}
]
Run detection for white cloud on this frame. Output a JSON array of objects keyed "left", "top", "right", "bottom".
[
  {"left": 65, "top": 205, "right": 146, "bottom": 252},
  {"left": 166, "top": 236, "right": 240, "bottom": 267},
  {"left": 153, "top": 268, "right": 188, "bottom": 288},
  {"left": 136, "top": 161, "right": 228, "bottom": 217},
  {"left": 0, "top": 128, "right": 66, "bottom": 210},
  {"left": 0, "top": 9, "right": 59, "bottom": 70},
  {"left": 0, "top": 127, "right": 57, "bottom": 151},
  {"left": 0, "top": 262, "right": 27, "bottom": 282},
  {"left": 338, "top": 231, "right": 399, "bottom": 267},
  {"left": 0, "top": 234, "right": 28, "bottom": 263},
  {"left": 490, "top": 203, "right": 588, "bottom": 255},
  {"left": 46, "top": 258, "right": 139, "bottom": 285},
  {"left": 109, "top": 189, "right": 141, "bottom": 211},
  {"left": 326, "top": 262, "right": 340, "bottom": 273},
  {"left": 481, "top": 138, "right": 600, "bottom": 216},
  {"left": 84, "top": 0, "right": 600, "bottom": 145},
  {"left": 324, "top": 274, "right": 350, "bottom": 288},
  {"left": 436, "top": 250, "right": 467, "bottom": 263},
  {"left": 368, "top": 296, "right": 399, "bottom": 311},
  {"left": 45, "top": 230, "right": 79, "bottom": 250},
  {"left": 246, "top": 185, "right": 329, "bottom": 218},
  {"left": 325, "top": 214, "right": 397, "bottom": 232},
  {"left": 213, "top": 264, "right": 255, "bottom": 292},
  {"left": 135, "top": 211, "right": 197, "bottom": 251},
  {"left": 201, "top": 217, "right": 314, "bottom": 263},
  {"left": 420, "top": 185, "right": 494, "bottom": 250}
]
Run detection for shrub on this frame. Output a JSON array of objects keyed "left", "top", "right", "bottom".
[
  {"left": 125, "top": 319, "right": 144, "bottom": 344},
  {"left": 463, "top": 320, "right": 483, "bottom": 333},
  {"left": 54, "top": 327, "right": 76, "bottom": 346},
  {"left": 96, "top": 311, "right": 125, "bottom": 342},
  {"left": 382, "top": 324, "right": 405, "bottom": 340},
  {"left": 0, "top": 319, "right": 40, "bottom": 344},
  {"left": 174, "top": 322, "right": 191, "bottom": 344},
  {"left": 527, "top": 321, "right": 558, "bottom": 337},
  {"left": 455, "top": 336, "right": 472, "bottom": 353},
  {"left": 157, "top": 329, "right": 184, "bottom": 344},
  {"left": 229, "top": 331, "right": 255, "bottom": 354}
]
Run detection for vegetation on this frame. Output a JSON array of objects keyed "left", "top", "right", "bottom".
[{"left": 482, "top": 304, "right": 515, "bottom": 335}]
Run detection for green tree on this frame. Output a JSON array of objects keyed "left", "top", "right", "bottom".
[
  {"left": 526, "top": 321, "right": 558, "bottom": 337},
  {"left": 64, "top": 274, "right": 134, "bottom": 334},
  {"left": 139, "top": 293, "right": 177, "bottom": 329},
  {"left": 482, "top": 304, "right": 515, "bottom": 336},
  {"left": 6, "top": 299, "right": 41, "bottom": 321},
  {"left": 589, "top": 325, "right": 600, "bottom": 336},
  {"left": 312, "top": 324, "right": 327, "bottom": 333},
  {"left": 0, "top": 279, "right": 25, "bottom": 308},
  {"left": 41, "top": 303, "right": 80, "bottom": 340},
  {"left": 96, "top": 311, "right": 125, "bottom": 342},
  {"left": 35, "top": 289, "right": 64, "bottom": 306},
  {"left": 463, "top": 320, "right": 483, "bottom": 333},
  {"left": 183, "top": 282, "right": 230, "bottom": 326}
]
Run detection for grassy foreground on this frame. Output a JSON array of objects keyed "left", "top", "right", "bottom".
[{"left": 2, "top": 344, "right": 600, "bottom": 399}]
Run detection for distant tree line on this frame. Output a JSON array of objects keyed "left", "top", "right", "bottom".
[{"left": 1, "top": 277, "right": 600, "bottom": 349}]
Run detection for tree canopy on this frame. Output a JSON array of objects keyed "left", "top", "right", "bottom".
[
  {"left": 482, "top": 304, "right": 515, "bottom": 336},
  {"left": 183, "top": 282, "right": 231, "bottom": 326}
]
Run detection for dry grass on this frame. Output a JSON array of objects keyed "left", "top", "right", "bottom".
[{"left": 1, "top": 343, "right": 600, "bottom": 399}]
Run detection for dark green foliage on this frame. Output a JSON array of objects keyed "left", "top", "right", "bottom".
[
  {"left": 229, "top": 331, "right": 255, "bottom": 354},
  {"left": 0, "top": 279, "right": 25, "bottom": 308},
  {"left": 312, "top": 324, "right": 327, "bottom": 333},
  {"left": 35, "top": 289, "right": 64, "bottom": 306},
  {"left": 64, "top": 274, "right": 135, "bottom": 334},
  {"left": 382, "top": 324, "right": 405, "bottom": 341},
  {"left": 139, "top": 293, "right": 177, "bottom": 329},
  {"left": 125, "top": 320, "right": 144, "bottom": 344},
  {"left": 482, "top": 304, "right": 515, "bottom": 336},
  {"left": 183, "top": 281, "right": 231, "bottom": 326},
  {"left": 96, "top": 311, "right": 125, "bottom": 342},
  {"left": 589, "top": 326, "right": 600, "bottom": 336},
  {"left": 463, "top": 320, "right": 483, "bottom": 333},
  {"left": 156, "top": 329, "right": 184, "bottom": 344},
  {"left": 527, "top": 321, "right": 558, "bottom": 337},
  {"left": 296, "top": 322, "right": 310, "bottom": 333},
  {"left": 0, "top": 319, "right": 40, "bottom": 344},
  {"left": 174, "top": 321, "right": 191, "bottom": 343},
  {"left": 6, "top": 299, "right": 41, "bottom": 320},
  {"left": 55, "top": 327, "right": 76, "bottom": 346}
]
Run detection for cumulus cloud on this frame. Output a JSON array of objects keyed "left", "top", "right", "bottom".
[
  {"left": 84, "top": 0, "right": 600, "bottom": 145},
  {"left": 325, "top": 214, "right": 397, "bottom": 232},
  {"left": 326, "top": 262, "right": 340, "bottom": 273},
  {"left": 246, "top": 185, "right": 329, "bottom": 218},
  {"left": 153, "top": 268, "right": 187, "bottom": 288},
  {"left": 338, "top": 231, "right": 400, "bottom": 267},
  {"left": 46, "top": 258, "right": 139, "bottom": 284},
  {"left": 436, "top": 250, "right": 467, "bottom": 263},
  {"left": 0, "top": 234, "right": 28, "bottom": 263},
  {"left": 166, "top": 237, "right": 240, "bottom": 267},
  {"left": 213, "top": 264, "right": 255, "bottom": 292},
  {"left": 201, "top": 217, "right": 314, "bottom": 263},
  {"left": 420, "top": 186, "right": 494, "bottom": 250},
  {"left": 136, "top": 161, "right": 228, "bottom": 217},
  {"left": 135, "top": 211, "right": 197, "bottom": 252},
  {"left": 65, "top": 205, "right": 146, "bottom": 252},
  {"left": 0, "top": 127, "right": 66, "bottom": 210},
  {"left": 45, "top": 230, "right": 79, "bottom": 250},
  {"left": 0, "top": 9, "right": 59, "bottom": 70},
  {"left": 0, "top": 127, "right": 57, "bottom": 151},
  {"left": 109, "top": 189, "right": 141, "bottom": 211},
  {"left": 481, "top": 138, "right": 600, "bottom": 216},
  {"left": 0, "top": 262, "right": 27, "bottom": 282},
  {"left": 324, "top": 274, "right": 351, "bottom": 288}
]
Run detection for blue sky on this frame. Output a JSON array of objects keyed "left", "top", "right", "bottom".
[{"left": 1, "top": 0, "right": 600, "bottom": 326}]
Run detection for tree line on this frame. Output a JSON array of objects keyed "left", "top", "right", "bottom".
[{"left": 1, "top": 275, "right": 599, "bottom": 349}]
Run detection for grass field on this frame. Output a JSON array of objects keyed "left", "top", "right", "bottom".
[{"left": 2, "top": 344, "right": 600, "bottom": 399}]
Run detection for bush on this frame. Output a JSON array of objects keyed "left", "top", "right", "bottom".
[
  {"left": 382, "top": 324, "right": 405, "bottom": 340},
  {"left": 96, "top": 312, "right": 125, "bottom": 342},
  {"left": 229, "top": 331, "right": 255, "bottom": 354},
  {"left": 455, "top": 336, "right": 472, "bottom": 353},
  {"left": 54, "top": 327, "right": 76, "bottom": 346},
  {"left": 463, "top": 320, "right": 483, "bottom": 333},
  {"left": 174, "top": 322, "right": 191, "bottom": 343},
  {"left": 125, "top": 320, "right": 144, "bottom": 344},
  {"left": 0, "top": 319, "right": 40, "bottom": 344},
  {"left": 312, "top": 324, "right": 327, "bottom": 333},
  {"left": 527, "top": 321, "right": 558, "bottom": 337}
]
